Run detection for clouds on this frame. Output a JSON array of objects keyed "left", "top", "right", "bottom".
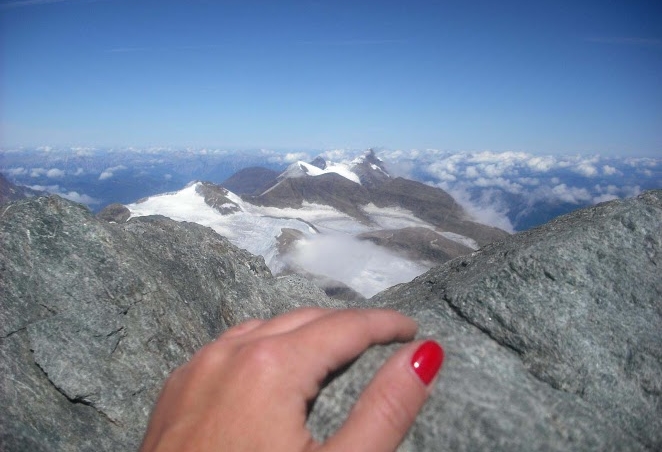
[
  {"left": 571, "top": 156, "right": 600, "bottom": 177},
  {"left": 28, "top": 167, "right": 66, "bottom": 178},
  {"left": 281, "top": 152, "right": 310, "bottom": 164},
  {"left": 286, "top": 233, "right": 428, "bottom": 297},
  {"left": 5, "top": 167, "right": 28, "bottom": 177},
  {"left": 3, "top": 146, "right": 660, "bottom": 232},
  {"left": 46, "top": 168, "right": 66, "bottom": 178},
  {"left": 99, "top": 165, "right": 127, "bottom": 180},
  {"left": 442, "top": 186, "right": 515, "bottom": 233},
  {"left": 379, "top": 149, "right": 661, "bottom": 231},
  {"left": 602, "top": 165, "right": 618, "bottom": 176},
  {"left": 27, "top": 184, "right": 100, "bottom": 205},
  {"left": 526, "top": 156, "right": 556, "bottom": 172},
  {"left": 548, "top": 184, "right": 592, "bottom": 204}
]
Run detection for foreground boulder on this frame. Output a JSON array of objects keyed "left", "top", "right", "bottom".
[
  {"left": 1, "top": 191, "right": 661, "bottom": 451},
  {"left": 309, "top": 190, "right": 662, "bottom": 451},
  {"left": 0, "top": 196, "right": 340, "bottom": 451}
]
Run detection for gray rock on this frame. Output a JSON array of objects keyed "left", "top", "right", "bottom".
[
  {"left": 0, "top": 172, "right": 44, "bottom": 204},
  {"left": 1, "top": 191, "right": 660, "bottom": 451},
  {"left": 0, "top": 195, "right": 340, "bottom": 451},
  {"left": 195, "top": 181, "right": 242, "bottom": 215},
  {"left": 357, "top": 226, "right": 476, "bottom": 264},
  {"left": 307, "top": 190, "right": 662, "bottom": 451},
  {"left": 220, "top": 166, "right": 280, "bottom": 196},
  {"left": 96, "top": 203, "right": 131, "bottom": 223}
]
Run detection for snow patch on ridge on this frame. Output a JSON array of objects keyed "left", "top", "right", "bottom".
[
  {"left": 283, "top": 161, "right": 362, "bottom": 184},
  {"left": 362, "top": 203, "right": 479, "bottom": 250},
  {"left": 127, "top": 183, "right": 312, "bottom": 272},
  {"left": 125, "top": 181, "right": 480, "bottom": 296}
]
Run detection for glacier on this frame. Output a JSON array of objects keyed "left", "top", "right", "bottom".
[{"left": 127, "top": 182, "right": 443, "bottom": 297}]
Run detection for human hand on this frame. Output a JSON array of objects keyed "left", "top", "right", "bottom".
[{"left": 139, "top": 308, "right": 444, "bottom": 452}]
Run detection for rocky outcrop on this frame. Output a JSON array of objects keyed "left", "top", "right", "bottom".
[
  {"left": 96, "top": 203, "right": 131, "bottom": 223},
  {"left": 0, "top": 195, "right": 340, "bottom": 451},
  {"left": 195, "top": 181, "right": 241, "bottom": 215},
  {"left": 0, "top": 173, "right": 43, "bottom": 204},
  {"left": 1, "top": 191, "right": 661, "bottom": 451},
  {"left": 350, "top": 148, "right": 390, "bottom": 188},
  {"left": 220, "top": 166, "right": 280, "bottom": 196},
  {"left": 308, "top": 190, "right": 662, "bottom": 451}
]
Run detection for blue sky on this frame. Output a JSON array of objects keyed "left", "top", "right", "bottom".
[{"left": 1, "top": 0, "right": 660, "bottom": 155}]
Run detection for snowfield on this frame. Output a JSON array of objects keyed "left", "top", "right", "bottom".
[{"left": 127, "top": 181, "right": 476, "bottom": 297}]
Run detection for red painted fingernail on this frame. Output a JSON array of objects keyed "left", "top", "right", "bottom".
[{"left": 411, "top": 340, "right": 444, "bottom": 385}]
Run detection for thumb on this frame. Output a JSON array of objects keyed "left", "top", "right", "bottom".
[{"left": 322, "top": 340, "right": 444, "bottom": 452}]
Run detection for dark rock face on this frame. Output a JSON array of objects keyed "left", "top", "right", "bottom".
[
  {"left": 247, "top": 173, "right": 374, "bottom": 223},
  {"left": 370, "top": 177, "right": 509, "bottom": 247},
  {"left": 220, "top": 166, "right": 279, "bottom": 196},
  {"left": 195, "top": 181, "right": 241, "bottom": 215},
  {"left": 247, "top": 171, "right": 509, "bottom": 248},
  {"left": 0, "top": 196, "right": 340, "bottom": 451},
  {"left": 96, "top": 203, "right": 131, "bottom": 223},
  {"left": 0, "top": 173, "right": 43, "bottom": 204},
  {"left": 309, "top": 156, "right": 327, "bottom": 170},
  {"left": 308, "top": 190, "right": 662, "bottom": 451},
  {"left": 357, "top": 226, "right": 476, "bottom": 264},
  {"left": 1, "top": 191, "right": 660, "bottom": 451},
  {"left": 350, "top": 148, "right": 390, "bottom": 188}
]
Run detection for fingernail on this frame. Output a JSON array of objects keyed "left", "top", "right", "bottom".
[{"left": 411, "top": 340, "right": 444, "bottom": 385}]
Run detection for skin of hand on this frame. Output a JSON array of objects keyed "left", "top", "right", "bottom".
[{"left": 139, "top": 308, "right": 444, "bottom": 452}]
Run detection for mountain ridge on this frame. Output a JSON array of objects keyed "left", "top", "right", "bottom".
[{"left": 122, "top": 150, "right": 508, "bottom": 297}]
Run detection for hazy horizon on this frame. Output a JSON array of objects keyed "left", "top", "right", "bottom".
[{"left": 2, "top": 146, "right": 660, "bottom": 233}]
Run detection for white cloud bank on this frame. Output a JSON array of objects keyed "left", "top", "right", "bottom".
[
  {"left": 379, "top": 149, "right": 660, "bottom": 231},
  {"left": 99, "top": 165, "right": 127, "bottom": 180},
  {"left": 28, "top": 184, "right": 100, "bottom": 205},
  {"left": 28, "top": 167, "right": 67, "bottom": 179},
  {"left": 287, "top": 233, "right": 428, "bottom": 297}
]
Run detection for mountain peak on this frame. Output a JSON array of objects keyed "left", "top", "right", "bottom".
[
  {"left": 356, "top": 148, "right": 380, "bottom": 163},
  {"left": 309, "top": 156, "right": 327, "bottom": 170},
  {"left": 348, "top": 149, "right": 390, "bottom": 188},
  {"left": 279, "top": 160, "right": 362, "bottom": 185}
]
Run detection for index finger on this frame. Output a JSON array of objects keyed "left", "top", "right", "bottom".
[{"left": 282, "top": 309, "right": 418, "bottom": 396}]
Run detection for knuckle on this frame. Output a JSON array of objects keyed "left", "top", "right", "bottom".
[
  {"left": 220, "top": 318, "right": 263, "bottom": 340},
  {"left": 190, "top": 343, "right": 224, "bottom": 374},
  {"left": 238, "top": 339, "right": 284, "bottom": 373}
]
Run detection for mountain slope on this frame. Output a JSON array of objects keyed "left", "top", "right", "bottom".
[
  {"left": 220, "top": 166, "right": 279, "bottom": 195},
  {"left": 368, "top": 177, "right": 508, "bottom": 246},
  {"left": 247, "top": 173, "right": 373, "bottom": 223},
  {"left": 247, "top": 151, "right": 509, "bottom": 245},
  {"left": 125, "top": 150, "right": 510, "bottom": 297},
  {"left": 0, "top": 173, "right": 43, "bottom": 204}
]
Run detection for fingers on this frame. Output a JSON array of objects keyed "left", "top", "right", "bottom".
[
  {"left": 218, "top": 308, "right": 335, "bottom": 342},
  {"left": 323, "top": 340, "right": 444, "bottom": 452},
  {"left": 283, "top": 309, "right": 418, "bottom": 393}
]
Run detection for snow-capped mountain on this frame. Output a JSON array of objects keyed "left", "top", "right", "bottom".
[
  {"left": 264, "top": 148, "right": 389, "bottom": 191},
  {"left": 124, "top": 150, "right": 509, "bottom": 299}
]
